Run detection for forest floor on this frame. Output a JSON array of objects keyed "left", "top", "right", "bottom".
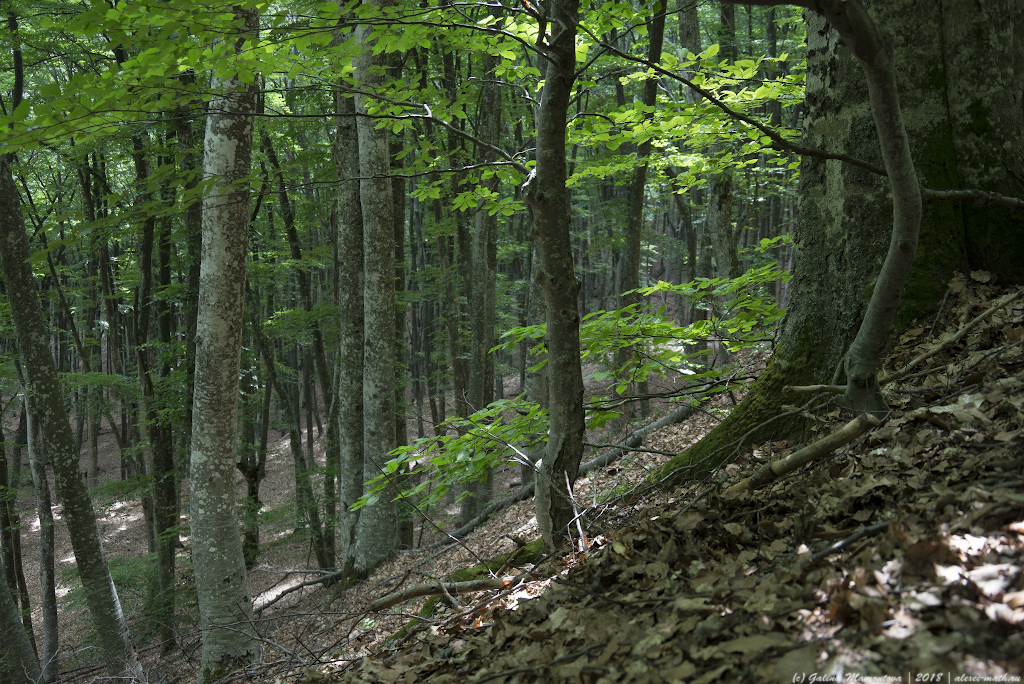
[{"left": 14, "top": 270, "right": 1024, "bottom": 684}]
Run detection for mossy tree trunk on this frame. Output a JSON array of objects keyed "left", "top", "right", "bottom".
[
  {"left": 650, "top": 0, "right": 1023, "bottom": 484},
  {"left": 1, "top": 158, "right": 143, "bottom": 680},
  {"left": 335, "top": 85, "right": 365, "bottom": 576}
]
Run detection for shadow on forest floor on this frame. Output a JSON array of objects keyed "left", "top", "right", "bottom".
[{"left": 43, "top": 270, "right": 1024, "bottom": 683}]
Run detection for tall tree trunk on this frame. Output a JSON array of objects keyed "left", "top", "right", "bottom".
[
  {"left": 334, "top": 86, "right": 365, "bottom": 576},
  {"left": 176, "top": 85, "right": 203, "bottom": 537},
  {"left": 461, "top": 32, "right": 502, "bottom": 527},
  {"left": 353, "top": 6, "right": 397, "bottom": 574},
  {"left": 189, "top": 8, "right": 261, "bottom": 681},
  {"left": 392, "top": 129, "right": 413, "bottom": 549},
  {"left": 133, "top": 134, "right": 178, "bottom": 653},
  {"left": 26, "top": 395, "right": 58, "bottom": 682},
  {"left": 0, "top": 550, "right": 39, "bottom": 684},
  {"left": 0, "top": 159, "right": 142, "bottom": 679},
  {"left": 522, "top": 0, "right": 584, "bottom": 549},
  {"left": 520, "top": 246, "right": 548, "bottom": 489},
  {"left": 260, "top": 132, "right": 333, "bottom": 568},
  {"left": 621, "top": 1, "right": 666, "bottom": 418}
]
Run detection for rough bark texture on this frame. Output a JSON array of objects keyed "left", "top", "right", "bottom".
[
  {"left": 334, "top": 88, "right": 365, "bottom": 577},
  {"left": 189, "top": 10, "right": 261, "bottom": 681},
  {"left": 707, "top": 167, "right": 741, "bottom": 280},
  {"left": 353, "top": 11, "right": 397, "bottom": 576},
  {"left": 523, "top": 0, "right": 585, "bottom": 549},
  {"left": 0, "top": 159, "right": 141, "bottom": 679},
  {"left": 650, "top": 0, "right": 1022, "bottom": 484}
]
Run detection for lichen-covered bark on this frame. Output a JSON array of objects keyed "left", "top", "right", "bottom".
[
  {"left": 353, "top": 8, "right": 397, "bottom": 575},
  {"left": 653, "top": 0, "right": 1022, "bottom": 482},
  {"left": 650, "top": 0, "right": 942, "bottom": 481},
  {"left": 334, "top": 87, "right": 365, "bottom": 576},
  {"left": 523, "top": 0, "right": 584, "bottom": 549},
  {"left": 0, "top": 159, "right": 142, "bottom": 679},
  {"left": 189, "top": 9, "right": 261, "bottom": 681}
]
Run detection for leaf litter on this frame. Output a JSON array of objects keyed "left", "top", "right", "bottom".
[
  {"left": 195, "top": 272, "right": 1024, "bottom": 684},
  {"left": 285, "top": 273, "right": 1023, "bottom": 683}
]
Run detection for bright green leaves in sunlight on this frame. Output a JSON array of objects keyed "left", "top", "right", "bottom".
[
  {"left": 355, "top": 398, "right": 549, "bottom": 511},
  {"left": 361, "top": 246, "right": 792, "bottom": 514}
]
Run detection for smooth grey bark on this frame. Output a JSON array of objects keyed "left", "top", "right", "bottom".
[
  {"left": 353, "top": 9, "right": 397, "bottom": 575},
  {"left": 522, "top": 0, "right": 585, "bottom": 549},
  {"left": 334, "top": 87, "right": 365, "bottom": 576},
  {"left": 189, "top": 8, "right": 261, "bottom": 682},
  {"left": 0, "top": 159, "right": 142, "bottom": 679},
  {"left": 26, "top": 396, "right": 58, "bottom": 682}
]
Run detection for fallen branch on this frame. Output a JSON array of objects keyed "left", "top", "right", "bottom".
[
  {"left": 369, "top": 573, "right": 536, "bottom": 612},
  {"left": 580, "top": 402, "right": 698, "bottom": 473},
  {"left": 920, "top": 188, "right": 1024, "bottom": 213},
  {"left": 801, "top": 521, "right": 891, "bottom": 565},
  {"left": 882, "top": 287, "right": 1024, "bottom": 384},
  {"left": 783, "top": 384, "right": 845, "bottom": 394},
  {"left": 256, "top": 568, "right": 351, "bottom": 615},
  {"left": 724, "top": 413, "right": 881, "bottom": 495}
]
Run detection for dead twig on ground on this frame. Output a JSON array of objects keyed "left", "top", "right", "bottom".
[{"left": 369, "top": 573, "right": 538, "bottom": 612}]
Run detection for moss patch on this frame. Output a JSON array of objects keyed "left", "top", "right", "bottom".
[{"left": 646, "top": 359, "right": 805, "bottom": 487}]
